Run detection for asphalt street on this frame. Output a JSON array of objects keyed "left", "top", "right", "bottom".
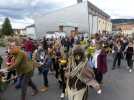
[{"left": 0, "top": 47, "right": 134, "bottom": 100}]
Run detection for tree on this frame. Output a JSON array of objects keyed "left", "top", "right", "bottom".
[
  {"left": 2, "top": 17, "right": 14, "bottom": 36},
  {"left": 0, "top": 29, "right": 2, "bottom": 37}
]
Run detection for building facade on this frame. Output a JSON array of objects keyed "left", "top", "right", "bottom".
[
  {"left": 13, "top": 28, "right": 26, "bottom": 35},
  {"left": 87, "top": 2, "right": 112, "bottom": 34},
  {"left": 112, "top": 23, "right": 134, "bottom": 36},
  {"left": 25, "top": 24, "right": 36, "bottom": 39},
  {"left": 34, "top": 1, "right": 112, "bottom": 39}
]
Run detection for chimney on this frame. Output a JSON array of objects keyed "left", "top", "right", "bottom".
[{"left": 77, "top": 0, "right": 83, "bottom": 3}]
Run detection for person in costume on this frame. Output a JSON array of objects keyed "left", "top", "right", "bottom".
[{"left": 65, "top": 44, "right": 101, "bottom": 100}]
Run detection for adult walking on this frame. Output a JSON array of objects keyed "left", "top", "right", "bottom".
[
  {"left": 125, "top": 41, "right": 134, "bottom": 72},
  {"left": 40, "top": 52, "right": 49, "bottom": 92},
  {"left": 97, "top": 46, "right": 107, "bottom": 84},
  {"left": 7, "top": 40, "right": 38, "bottom": 100},
  {"left": 112, "top": 41, "right": 124, "bottom": 70}
]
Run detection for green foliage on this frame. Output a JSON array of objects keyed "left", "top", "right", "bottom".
[
  {"left": 1, "top": 17, "right": 14, "bottom": 36},
  {"left": 0, "top": 38, "right": 6, "bottom": 47}
]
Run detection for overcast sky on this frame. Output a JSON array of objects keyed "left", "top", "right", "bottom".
[{"left": 0, "top": 0, "right": 133, "bottom": 28}]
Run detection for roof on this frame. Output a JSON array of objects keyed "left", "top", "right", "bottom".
[
  {"left": 35, "top": 1, "right": 110, "bottom": 19},
  {"left": 87, "top": 1, "right": 110, "bottom": 18},
  {"left": 26, "top": 24, "right": 35, "bottom": 28}
]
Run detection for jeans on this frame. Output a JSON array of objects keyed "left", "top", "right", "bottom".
[
  {"left": 27, "top": 52, "right": 32, "bottom": 60},
  {"left": 21, "top": 74, "right": 38, "bottom": 100},
  {"left": 42, "top": 68, "right": 49, "bottom": 87},
  {"left": 113, "top": 53, "right": 122, "bottom": 68},
  {"left": 126, "top": 58, "right": 133, "bottom": 69},
  {"left": 48, "top": 58, "right": 53, "bottom": 72},
  {"left": 15, "top": 76, "right": 22, "bottom": 89}
]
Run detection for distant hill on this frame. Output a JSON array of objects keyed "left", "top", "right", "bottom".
[{"left": 111, "top": 19, "right": 134, "bottom": 24}]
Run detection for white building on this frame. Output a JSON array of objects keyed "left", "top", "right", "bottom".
[
  {"left": 13, "top": 28, "right": 26, "bottom": 35},
  {"left": 112, "top": 23, "right": 134, "bottom": 37},
  {"left": 34, "top": 0, "right": 112, "bottom": 39},
  {"left": 25, "top": 24, "right": 36, "bottom": 39}
]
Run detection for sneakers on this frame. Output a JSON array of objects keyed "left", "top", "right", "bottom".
[
  {"left": 97, "top": 89, "right": 102, "bottom": 94},
  {"left": 40, "top": 86, "right": 48, "bottom": 92},
  {"left": 60, "top": 93, "right": 65, "bottom": 98},
  {"left": 129, "top": 69, "right": 132, "bottom": 73}
]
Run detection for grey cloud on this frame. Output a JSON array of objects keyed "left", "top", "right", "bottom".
[
  {"left": 0, "top": 0, "right": 60, "bottom": 20},
  {"left": 0, "top": 0, "right": 76, "bottom": 27}
]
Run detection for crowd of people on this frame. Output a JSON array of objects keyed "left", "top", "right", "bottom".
[{"left": 0, "top": 33, "right": 133, "bottom": 100}]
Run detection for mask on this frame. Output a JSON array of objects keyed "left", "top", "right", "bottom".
[{"left": 74, "top": 55, "right": 81, "bottom": 64}]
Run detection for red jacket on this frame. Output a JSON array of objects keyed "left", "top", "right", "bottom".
[
  {"left": 24, "top": 40, "right": 34, "bottom": 52},
  {"left": 97, "top": 50, "right": 107, "bottom": 74}
]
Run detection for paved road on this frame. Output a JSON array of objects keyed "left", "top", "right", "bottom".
[{"left": 1, "top": 47, "right": 134, "bottom": 100}]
